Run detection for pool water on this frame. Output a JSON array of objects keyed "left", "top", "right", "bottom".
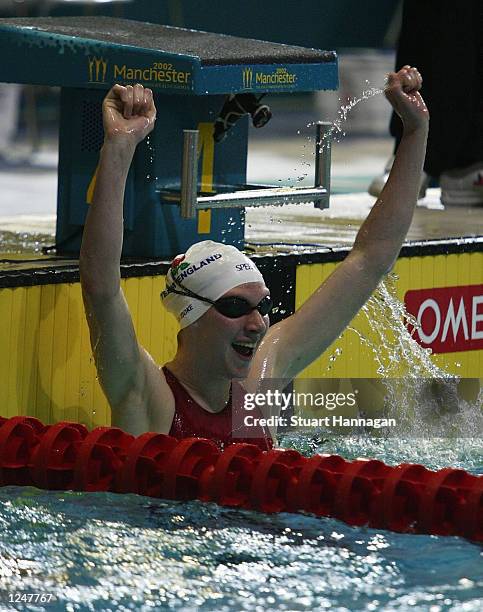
[{"left": 0, "top": 436, "right": 481, "bottom": 611}]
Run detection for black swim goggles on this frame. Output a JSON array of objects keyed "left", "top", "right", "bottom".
[{"left": 167, "top": 276, "right": 273, "bottom": 319}]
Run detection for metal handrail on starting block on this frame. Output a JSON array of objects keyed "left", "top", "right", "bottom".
[{"left": 179, "top": 122, "right": 332, "bottom": 219}]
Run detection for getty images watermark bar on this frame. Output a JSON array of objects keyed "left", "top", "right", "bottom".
[{"left": 231, "top": 378, "right": 483, "bottom": 438}]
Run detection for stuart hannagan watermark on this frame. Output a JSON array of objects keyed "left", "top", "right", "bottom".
[
  {"left": 231, "top": 377, "right": 483, "bottom": 439},
  {"left": 241, "top": 388, "right": 396, "bottom": 431}
]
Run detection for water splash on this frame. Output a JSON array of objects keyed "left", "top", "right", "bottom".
[
  {"left": 342, "top": 274, "right": 483, "bottom": 438},
  {"left": 331, "top": 86, "right": 384, "bottom": 142},
  {"left": 281, "top": 276, "right": 482, "bottom": 454},
  {"left": 282, "top": 84, "right": 385, "bottom": 188},
  {"left": 306, "top": 85, "right": 384, "bottom": 144},
  {"left": 353, "top": 274, "right": 445, "bottom": 378}
]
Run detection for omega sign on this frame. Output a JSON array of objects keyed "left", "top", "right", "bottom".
[{"left": 404, "top": 285, "right": 483, "bottom": 353}]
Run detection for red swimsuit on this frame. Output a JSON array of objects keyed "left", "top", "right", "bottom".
[{"left": 164, "top": 367, "right": 273, "bottom": 451}]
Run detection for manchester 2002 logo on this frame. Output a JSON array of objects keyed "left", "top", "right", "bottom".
[
  {"left": 242, "top": 66, "right": 297, "bottom": 90},
  {"left": 88, "top": 57, "right": 108, "bottom": 83},
  {"left": 242, "top": 67, "right": 253, "bottom": 89}
]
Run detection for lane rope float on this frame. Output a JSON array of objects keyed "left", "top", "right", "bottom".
[{"left": 0, "top": 416, "right": 481, "bottom": 541}]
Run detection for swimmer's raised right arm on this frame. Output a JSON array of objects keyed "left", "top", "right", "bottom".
[{"left": 79, "top": 84, "right": 171, "bottom": 434}]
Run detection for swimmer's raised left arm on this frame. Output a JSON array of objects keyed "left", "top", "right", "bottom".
[{"left": 255, "top": 66, "right": 429, "bottom": 380}]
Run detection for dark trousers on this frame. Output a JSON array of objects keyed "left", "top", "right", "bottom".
[{"left": 390, "top": 0, "right": 482, "bottom": 177}]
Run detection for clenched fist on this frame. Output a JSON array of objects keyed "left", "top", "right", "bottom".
[
  {"left": 384, "top": 66, "right": 429, "bottom": 133},
  {"left": 102, "top": 83, "right": 157, "bottom": 146}
]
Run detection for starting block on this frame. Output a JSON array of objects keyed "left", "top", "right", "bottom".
[{"left": 0, "top": 16, "right": 338, "bottom": 257}]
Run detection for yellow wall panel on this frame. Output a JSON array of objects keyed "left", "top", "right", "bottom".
[
  {"left": 37, "top": 284, "right": 56, "bottom": 424},
  {"left": 23, "top": 286, "right": 42, "bottom": 416},
  {"left": 0, "top": 289, "right": 12, "bottom": 416},
  {"left": 78, "top": 297, "right": 96, "bottom": 424},
  {"left": 149, "top": 277, "right": 165, "bottom": 363},
  {"left": 296, "top": 252, "right": 483, "bottom": 381},
  {"left": 50, "top": 283, "right": 70, "bottom": 423},
  {"left": 148, "top": 276, "right": 177, "bottom": 365},
  {"left": 137, "top": 277, "right": 153, "bottom": 350},
  {"left": 458, "top": 253, "right": 469, "bottom": 286},
  {"left": 8, "top": 287, "right": 26, "bottom": 414},
  {"left": 63, "top": 285, "right": 83, "bottom": 423},
  {"left": 432, "top": 256, "right": 446, "bottom": 294},
  {"left": 420, "top": 255, "right": 434, "bottom": 295},
  {"left": 445, "top": 254, "right": 459, "bottom": 286}
]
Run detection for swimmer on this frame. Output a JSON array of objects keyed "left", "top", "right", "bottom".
[{"left": 79, "top": 67, "right": 428, "bottom": 449}]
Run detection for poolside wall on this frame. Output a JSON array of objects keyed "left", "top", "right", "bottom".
[
  {"left": 0, "top": 242, "right": 481, "bottom": 429},
  {"left": 297, "top": 250, "right": 483, "bottom": 378}
]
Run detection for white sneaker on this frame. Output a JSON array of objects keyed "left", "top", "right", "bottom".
[
  {"left": 368, "top": 156, "right": 430, "bottom": 199},
  {"left": 368, "top": 156, "right": 394, "bottom": 197},
  {"left": 440, "top": 163, "right": 483, "bottom": 206}
]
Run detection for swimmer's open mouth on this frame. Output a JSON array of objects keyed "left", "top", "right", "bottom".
[{"left": 232, "top": 342, "right": 255, "bottom": 358}]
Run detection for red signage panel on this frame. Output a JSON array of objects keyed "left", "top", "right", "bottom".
[{"left": 404, "top": 284, "right": 483, "bottom": 353}]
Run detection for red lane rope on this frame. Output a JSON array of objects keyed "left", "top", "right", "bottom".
[{"left": 0, "top": 416, "right": 481, "bottom": 541}]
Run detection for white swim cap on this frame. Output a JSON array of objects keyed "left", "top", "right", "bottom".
[{"left": 160, "top": 240, "right": 265, "bottom": 328}]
